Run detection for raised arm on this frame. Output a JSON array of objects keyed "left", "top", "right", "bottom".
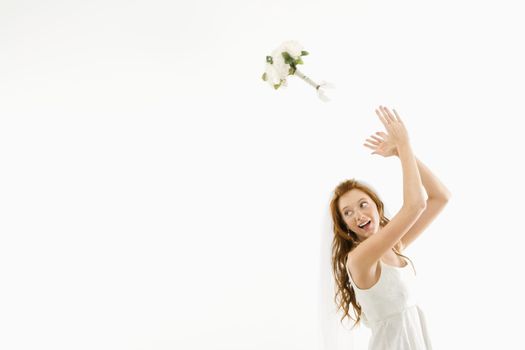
[
  {"left": 363, "top": 132, "right": 452, "bottom": 250},
  {"left": 348, "top": 106, "right": 426, "bottom": 270}
]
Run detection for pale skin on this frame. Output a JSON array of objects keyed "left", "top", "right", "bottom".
[{"left": 340, "top": 106, "right": 451, "bottom": 290}]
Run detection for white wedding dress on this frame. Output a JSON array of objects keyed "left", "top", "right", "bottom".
[{"left": 345, "top": 255, "right": 433, "bottom": 350}]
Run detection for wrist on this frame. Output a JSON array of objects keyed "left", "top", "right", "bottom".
[
  {"left": 396, "top": 143, "right": 413, "bottom": 158},
  {"left": 396, "top": 141, "right": 411, "bottom": 152}
]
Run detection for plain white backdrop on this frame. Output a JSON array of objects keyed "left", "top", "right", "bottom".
[{"left": 1, "top": 0, "right": 524, "bottom": 349}]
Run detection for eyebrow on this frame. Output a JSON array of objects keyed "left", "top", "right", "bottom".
[{"left": 342, "top": 197, "right": 367, "bottom": 211}]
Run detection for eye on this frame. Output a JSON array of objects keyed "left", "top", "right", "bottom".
[
  {"left": 361, "top": 202, "right": 368, "bottom": 208},
  {"left": 344, "top": 210, "right": 353, "bottom": 217}
]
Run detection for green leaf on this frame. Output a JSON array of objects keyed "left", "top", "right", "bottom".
[
  {"left": 281, "top": 51, "right": 293, "bottom": 64},
  {"left": 266, "top": 56, "right": 273, "bottom": 64},
  {"left": 261, "top": 72, "right": 267, "bottom": 81},
  {"left": 295, "top": 58, "right": 304, "bottom": 65},
  {"left": 289, "top": 67, "right": 296, "bottom": 75},
  {"left": 274, "top": 79, "right": 286, "bottom": 89},
  {"left": 300, "top": 50, "right": 309, "bottom": 56}
]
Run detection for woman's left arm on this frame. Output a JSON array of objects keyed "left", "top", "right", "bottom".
[
  {"left": 400, "top": 156, "right": 451, "bottom": 249},
  {"left": 415, "top": 156, "right": 452, "bottom": 200}
]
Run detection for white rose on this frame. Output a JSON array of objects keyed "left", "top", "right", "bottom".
[{"left": 264, "top": 63, "right": 282, "bottom": 85}]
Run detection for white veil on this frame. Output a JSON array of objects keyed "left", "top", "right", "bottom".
[{"left": 317, "top": 192, "right": 356, "bottom": 350}]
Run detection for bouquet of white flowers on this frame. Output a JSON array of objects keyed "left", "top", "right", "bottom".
[{"left": 262, "top": 41, "right": 334, "bottom": 102}]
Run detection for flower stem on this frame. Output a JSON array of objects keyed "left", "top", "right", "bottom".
[{"left": 294, "top": 69, "right": 320, "bottom": 90}]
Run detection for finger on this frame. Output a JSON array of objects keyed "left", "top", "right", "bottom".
[
  {"left": 364, "top": 138, "right": 379, "bottom": 146},
  {"left": 376, "top": 131, "right": 388, "bottom": 141},
  {"left": 392, "top": 109, "right": 403, "bottom": 123},
  {"left": 363, "top": 143, "right": 376, "bottom": 150},
  {"left": 383, "top": 107, "right": 396, "bottom": 123},
  {"left": 382, "top": 106, "right": 396, "bottom": 123},
  {"left": 365, "top": 138, "right": 380, "bottom": 146},
  {"left": 375, "top": 108, "right": 387, "bottom": 122},
  {"left": 370, "top": 135, "right": 383, "bottom": 142},
  {"left": 375, "top": 108, "right": 389, "bottom": 127}
]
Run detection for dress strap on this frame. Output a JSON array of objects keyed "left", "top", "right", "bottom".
[{"left": 402, "top": 255, "right": 417, "bottom": 275}]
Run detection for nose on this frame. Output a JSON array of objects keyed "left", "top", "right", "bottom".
[{"left": 355, "top": 212, "right": 366, "bottom": 223}]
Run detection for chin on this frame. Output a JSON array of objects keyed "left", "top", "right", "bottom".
[{"left": 365, "top": 230, "right": 377, "bottom": 237}]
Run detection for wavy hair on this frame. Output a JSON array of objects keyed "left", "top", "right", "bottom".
[{"left": 329, "top": 178, "right": 414, "bottom": 329}]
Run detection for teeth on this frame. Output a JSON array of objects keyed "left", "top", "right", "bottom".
[{"left": 359, "top": 220, "right": 370, "bottom": 228}]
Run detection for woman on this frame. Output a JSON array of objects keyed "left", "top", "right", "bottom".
[{"left": 329, "top": 106, "right": 451, "bottom": 349}]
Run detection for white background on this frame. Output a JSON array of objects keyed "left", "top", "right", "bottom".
[{"left": 1, "top": 0, "right": 524, "bottom": 349}]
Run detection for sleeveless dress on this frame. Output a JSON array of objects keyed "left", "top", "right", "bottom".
[{"left": 345, "top": 255, "right": 433, "bottom": 350}]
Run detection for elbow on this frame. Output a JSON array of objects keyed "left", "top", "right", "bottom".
[
  {"left": 416, "top": 194, "right": 428, "bottom": 211},
  {"left": 405, "top": 200, "right": 427, "bottom": 213},
  {"left": 417, "top": 200, "right": 427, "bottom": 211},
  {"left": 431, "top": 190, "right": 452, "bottom": 203}
]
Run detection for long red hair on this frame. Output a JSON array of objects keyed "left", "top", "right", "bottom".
[{"left": 329, "top": 178, "right": 413, "bottom": 328}]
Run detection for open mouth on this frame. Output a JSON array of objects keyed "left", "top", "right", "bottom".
[{"left": 358, "top": 220, "right": 371, "bottom": 230}]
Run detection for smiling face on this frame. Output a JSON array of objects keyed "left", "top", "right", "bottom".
[{"left": 338, "top": 188, "right": 381, "bottom": 241}]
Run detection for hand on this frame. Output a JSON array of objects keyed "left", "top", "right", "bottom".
[
  {"left": 374, "top": 106, "right": 410, "bottom": 149},
  {"left": 364, "top": 131, "right": 399, "bottom": 157}
]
